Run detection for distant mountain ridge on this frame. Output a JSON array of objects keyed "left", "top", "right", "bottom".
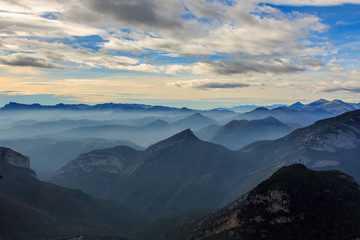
[
  {"left": 234, "top": 106, "right": 333, "bottom": 126},
  {"left": 291, "top": 99, "right": 358, "bottom": 115},
  {"left": 217, "top": 98, "right": 359, "bottom": 114},
  {"left": 2, "top": 99, "right": 359, "bottom": 116},
  {"left": 0, "top": 102, "right": 201, "bottom": 114},
  {"left": 208, "top": 117, "right": 292, "bottom": 150}
]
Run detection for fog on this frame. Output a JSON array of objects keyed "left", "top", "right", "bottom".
[{"left": 0, "top": 107, "right": 331, "bottom": 180}]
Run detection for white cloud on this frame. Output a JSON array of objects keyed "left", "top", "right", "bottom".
[
  {"left": 0, "top": 38, "right": 148, "bottom": 71},
  {"left": 0, "top": 10, "right": 101, "bottom": 38},
  {"left": 259, "top": 0, "right": 360, "bottom": 6}
]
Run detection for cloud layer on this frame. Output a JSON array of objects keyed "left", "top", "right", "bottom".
[{"left": 0, "top": 0, "right": 330, "bottom": 76}]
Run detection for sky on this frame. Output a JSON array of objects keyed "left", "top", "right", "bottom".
[{"left": 0, "top": 0, "right": 360, "bottom": 109}]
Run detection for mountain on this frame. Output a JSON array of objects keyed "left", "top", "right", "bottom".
[
  {"left": 0, "top": 119, "right": 138, "bottom": 139},
  {"left": 235, "top": 106, "right": 333, "bottom": 126},
  {"left": 0, "top": 138, "right": 142, "bottom": 179},
  {"left": 0, "top": 147, "right": 33, "bottom": 173},
  {"left": 290, "top": 99, "right": 358, "bottom": 115},
  {"left": 50, "top": 129, "right": 255, "bottom": 214},
  {"left": 239, "top": 108, "right": 360, "bottom": 182},
  {"left": 0, "top": 147, "right": 149, "bottom": 240},
  {"left": 0, "top": 102, "right": 197, "bottom": 115},
  {"left": 318, "top": 99, "right": 357, "bottom": 115},
  {"left": 216, "top": 104, "right": 287, "bottom": 113},
  {"left": 289, "top": 101, "right": 304, "bottom": 108},
  {"left": 36, "top": 121, "right": 182, "bottom": 146},
  {"left": 307, "top": 98, "right": 330, "bottom": 107},
  {"left": 50, "top": 109, "right": 360, "bottom": 215},
  {"left": 0, "top": 102, "right": 152, "bottom": 111},
  {"left": 172, "top": 113, "right": 217, "bottom": 131},
  {"left": 195, "top": 124, "right": 222, "bottom": 140},
  {"left": 50, "top": 145, "right": 143, "bottom": 197},
  {"left": 209, "top": 117, "right": 292, "bottom": 150},
  {"left": 180, "top": 164, "right": 360, "bottom": 240},
  {"left": 144, "top": 119, "right": 172, "bottom": 129}
]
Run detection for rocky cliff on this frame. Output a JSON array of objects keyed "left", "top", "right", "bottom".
[{"left": 0, "top": 147, "right": 30, "bottom": 168}]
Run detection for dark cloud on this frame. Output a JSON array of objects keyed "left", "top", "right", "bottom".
[
  {"left": 321, "top": 87, "right": 360, "bottom": 93},
  {"left": 196, "top": 58, "right": 304, "bottom": 75},
  {"left": 0, "top": 55, "right": 64, "bottom": 69},
  {"left": 300, "top": 58, "right": 324, "bottom": 68},
  {"left": 65, "top": 0, "right": 183, "bottom": 30},
  {"left": 195, "top": 82, "right": 250, "bottom": 90}
]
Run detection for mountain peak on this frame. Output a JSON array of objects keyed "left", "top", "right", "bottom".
[
  {"left": 186, "top": 112, "right": 209, "bottom": 120},
  {"left": 262, "top": 116, "right": 282, "bottom": 123},
  {"left": 146, "top": 129, "right": 199, "bottom": 152},
  {"left": 144, "top": 119, "right": 170, "bottom": 128},
  {"left": 330, "top": 99, "right": 344, "bottom": 103},
  {"left": 169, "top": 128, "right": 198, "bottom": 141},
  {"left": 253, "top": 107, "right": 269, "bottom": 112},
  {"left": 290, "top": 101, "right": 304, "bottom": 108},
  {"left": 173, "top": 113, "right": 216, "bottom": 130},
  {"left": 307, "top": 98, "right": 330, "bottom": 107}
]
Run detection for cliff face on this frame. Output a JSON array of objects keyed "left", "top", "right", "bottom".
[
  {"left": 0, "top": 147, "right": 36, "bottom": 178},
  {"left": 0, "top": 147, "right": 30, "bottom": 168}
]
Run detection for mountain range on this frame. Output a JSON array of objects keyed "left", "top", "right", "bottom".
[
  {"left": 1, "top": 102, "right": 360, "bottom": 239},
  {"left": 50, "top": 129, "right": 253, "bottom": 213},
  {"left": 50, "top": 108, "right": 360, "bottom": 216},
  {"left": 290, "top": 99, "right": 359, "bottom": 115},
  {"left": 1, "top": 99, "right": 359, "bottom": 116}
]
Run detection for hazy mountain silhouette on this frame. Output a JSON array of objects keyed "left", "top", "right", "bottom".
[
  {"left": 209, "top": 117, "right": 292, "bottom": 150},
  {"left": 172, "top": 113, "right": 217, "bottom": 130},
  {"left": 235, "top": 106, "right": 333, "bottom": 126},
  {"left": 291, "top": 99, "right": 357, "bottom": 115}
]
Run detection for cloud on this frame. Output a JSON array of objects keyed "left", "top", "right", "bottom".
[
  {"left": 66, "top": 0, "right": 184, "bottom": 30},
  {"left": 0, "top": 54, "right": 64, "bottom": 69},
  {"left": 191, "top": 58, "right": 304, "bottom": 75},
  {"left": 0, "top": 38, "right": 159, "bottom": 72},
  {"left": 300, "top": 58, "right": 324, "bottom": 71},
  {"left": 101, "top": 1, "right": 328, "bottom": 58},
  {"left": 260, "top": 0, "right": 360, "bottom": 6},
  {"left": 0, "top": 10, "right": 101, "bottom": 38},
  {"left": 170, "top": 78, "right": 255, "bottom": 90},
  {"left": 320, "top": 86, "right": 360, "bottom": 93},
  {"left": 195, "top": 82, "right": 250, "bottom": 89},
  {"left": 0, "top": 0, "right": 333, "bottom": 77}
]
